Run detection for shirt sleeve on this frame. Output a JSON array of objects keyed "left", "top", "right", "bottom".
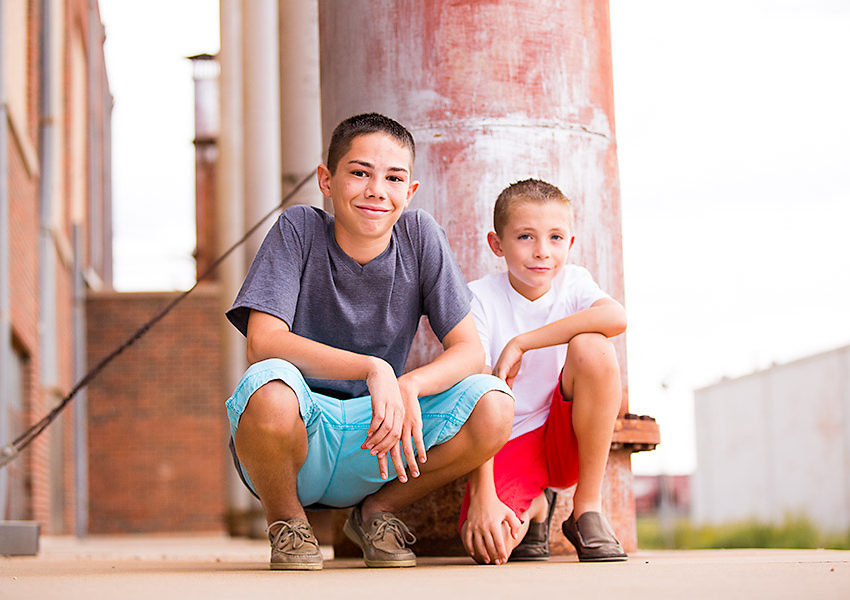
[
  {"left": 569, "top": 266, "right": 611, "bottom": 314},
  {"left": 468, "top": 285, "right": 492, "bottom": 367},
  {"left": 414, "top": 210, "right": 472, "bottom": 341},
  {"left": 225, "top": 207, "right": 309, "bottom": 336}
]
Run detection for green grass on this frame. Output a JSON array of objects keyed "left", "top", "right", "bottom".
[{"left": 637, "top": 515, "right": 850, "bottom": 550}]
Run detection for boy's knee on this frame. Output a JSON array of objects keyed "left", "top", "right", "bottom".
[
  {"left": 468, "top": 390, "right": 514, "bottom": 449},
  {"left": 565, "top": 333, "right": 619, "bottom": 379},
  {"left": 242, "top": 380, "right": 302, "bottom": 437}
]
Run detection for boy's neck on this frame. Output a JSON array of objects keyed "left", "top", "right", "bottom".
[
  {"left": 507, "top": 273, "right": 551, "bottom": 302},
  {"left": 334, "top": 225, "right": 392, "bottom": 266}
]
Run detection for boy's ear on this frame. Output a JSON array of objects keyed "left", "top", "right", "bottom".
[
  {"left": 569, "top": 235, "right": 575, "bottom": 251},
  {"left": 316, "top": 164, "right": 332, "bottom": 198},
  {"left": 487, "top": 231, "right": 504, "bottom": 257},
  {"left": 404, "top": 180, "right": 419, "bottom": 208}
]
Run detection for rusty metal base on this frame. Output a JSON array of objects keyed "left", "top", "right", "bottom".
[{"left": 332, "top": 449, "right": 640, "bottom": 557}]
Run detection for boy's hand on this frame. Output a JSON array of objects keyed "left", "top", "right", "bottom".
[
  {"left": 363, "top": 359, "right": 406, "bottom": 482},
  {"left": 462, "top": 493, "right": 523, "bottom": 565},
  {"left": 493, "top": 337, "right": 525, "bottom": 389},
  {"left": 398, "top": 375, "right": 428, "bottom": 478}
]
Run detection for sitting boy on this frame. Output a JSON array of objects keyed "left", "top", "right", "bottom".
[
  {"left": 460, "top": 179, "right": 628, "bottom": 564},
  {"left": 224, "top": 113, "right": 513, "bottom": 570}
]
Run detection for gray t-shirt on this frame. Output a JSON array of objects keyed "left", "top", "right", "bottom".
[{"left": 226, "top": 205, "right": 471, "bottom": 399}]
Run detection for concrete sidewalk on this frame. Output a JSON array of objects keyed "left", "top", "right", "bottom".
[{"left": 1, "top": 535, "right": 848, "bottom": 600}]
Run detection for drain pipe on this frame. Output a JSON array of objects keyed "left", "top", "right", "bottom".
[
  {"left": 71, "top": 224, "right": 86, "bottom": 538},
  {"left": 72, "top": 0, "right": 104, "bottom": 538},
  {"left": 37, "top": 0, "right": 59, "bottom": 433},
  {"left": 0, "top": 0, "right": 12, "bottom": 521}
]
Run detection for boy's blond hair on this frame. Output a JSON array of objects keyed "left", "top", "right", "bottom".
[{"left": 493, "top": 179, "right": 574, "bottom": 235}]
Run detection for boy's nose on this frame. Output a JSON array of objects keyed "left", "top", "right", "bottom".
[
  {"left": 365, "top": 178, "right": 387, "bottom": 199},
  {"left": 534, "top": 243, "right": 550, "bottom": 258}
]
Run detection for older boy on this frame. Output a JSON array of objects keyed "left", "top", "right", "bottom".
[
  {"left": 460, "top": 179, "right": 628, "bottom": 564},
  {"left": 225, "top": 113, "right": 513, "bottom": 570}
]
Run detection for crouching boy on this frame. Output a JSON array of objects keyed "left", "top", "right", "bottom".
[
  {"left": 224, "top": 113, "right": 513, "bottom": 570},
  {"left": 460, "top": 179, "right": 628, "bottom": 564}
]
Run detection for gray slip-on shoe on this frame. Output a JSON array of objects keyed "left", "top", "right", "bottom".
[
  {"left": 562, "top": 511, "right": 628, "bottom": 562},
  {"left": 510, "top": 489, "right": 557, "bottom": 562}
]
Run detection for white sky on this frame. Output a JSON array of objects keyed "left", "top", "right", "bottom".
[{"left": 100, "top": 0, "right": 850, "bottom": 475}]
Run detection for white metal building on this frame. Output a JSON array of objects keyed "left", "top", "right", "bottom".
[{"left": 693, "top": 345, "right": 850, "bottom": 533}]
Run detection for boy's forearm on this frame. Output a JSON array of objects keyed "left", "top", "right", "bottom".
[
  {"left": 514, "top": 299, "right": 626, "bottom": 353},
  {"left": 399, "top": 314, "right": 485, "bottom": 397},
  {"left": 467, "top": 458, "right": 499, "bottom": 500},
  {"left": 400, "top": 339, "right": 484, "bottom": 397},
  {"left": 247, "top": 313, "right": 387, "bottom": 382}
]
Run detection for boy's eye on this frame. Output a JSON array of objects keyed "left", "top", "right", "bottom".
[
  {"left": 387, "top": 175, "right": 404, "bottom": 183},
  {"left": 551, "top": 234, "right": 563, "bottom": 241},
  {"left": 351, "top": 169, "right": 367, "bottom": 177},
  {"left": 518, "top": 234, "right": 532, "bottom": 240}
]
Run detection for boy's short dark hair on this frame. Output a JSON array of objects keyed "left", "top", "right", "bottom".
[
  {"left": 493, "top": 178, "right": 574, "bottom": 235},
  {"left": 326, "top": 113, "right": 416, "bottom": 174}
]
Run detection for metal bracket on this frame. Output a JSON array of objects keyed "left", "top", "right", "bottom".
[{"left": 611, "top": 413, "right": 660, "bottom": 453}]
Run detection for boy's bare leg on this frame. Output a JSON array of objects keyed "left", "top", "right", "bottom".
[
  {"left": 233, "top": 380, "right": 308, "bottom": 523},
  {"left": 527, "top": 490, "right": 549, "bottom": 522},
  {"left": 561, "top": 332, "right": 621, "bottom": 518},
  {"left": 360, "top": 390, "right": 514, "bottom": 519}
]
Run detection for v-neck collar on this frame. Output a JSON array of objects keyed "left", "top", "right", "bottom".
[{"left": 327, "top": 217, "right": 394, "bottom": 274}]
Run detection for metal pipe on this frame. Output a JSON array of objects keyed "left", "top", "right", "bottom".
[
  {"left": 218, "top": 0, "right": 252, "bottom": 528},
  {"left": 72, "top": 221, "right": 87, "bottom": 538},
  {"left": 278, "top": 0, "right": 322, "bottom": 209},
  {"left": 87, "top": 0, "right": 102, "bottom": 276},
  {"left": 38, "top": 0, "right": 64, "bottom": 535},
  {"left": 70, "top": 0, "right": 104, "bottom": 537},
  {"left": 241, "top": 0, "right": 281, "bottom": 263},
  {"left": 37, "top": 0, "right": 58, "bottom": 421},
  {"left": 103, "top": 89, "right": 114, "bottom": 286},
  {"left": 0, "top": 0, "right": 11, "bottom": 520}
]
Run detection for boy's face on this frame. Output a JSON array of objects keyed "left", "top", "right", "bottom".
[
  {"left": 317, "top": 132, "right": 418, "bottom": 255},
  {"left": 487, "top": 199, "right": 575, "bottom": 301}
]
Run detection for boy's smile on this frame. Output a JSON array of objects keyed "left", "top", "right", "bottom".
[
  {"left": 487, "top": 200, "right": 575, "bottom": 301},
  {"left": 317, "top": 133, "right": 418, "bottom": 264}
]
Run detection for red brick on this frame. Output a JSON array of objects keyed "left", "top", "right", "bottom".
[{"left": 85, "top": 286, "right": 228, "bottom": 533}]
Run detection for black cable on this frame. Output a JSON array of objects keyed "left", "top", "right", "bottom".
[{"left": 0, "top": 171, "right": 315, "bottom": 469}]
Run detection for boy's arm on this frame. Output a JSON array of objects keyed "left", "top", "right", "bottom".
[
  {"left": 493, "top": 297, "right": 626, "bottom": 385},
  {"left": 395, "top": 312, "right": 485, "bottom": 468},
  {"left": 247, "top": 310, "right": 408, "bottom": 482},
  {"left": 397, "top": 313, "right": 484, "bottom": 397},
  {"left": 462, "top": 458, "right": 522, "bottom": 565}
]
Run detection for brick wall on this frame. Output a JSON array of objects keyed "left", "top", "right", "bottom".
[
  {"left": 3, "top": 0, "right": 111, "bottom": 534},
  {"left": 85, "top": 285, "right": 228, "bottom": 533},
  {"left": 7, "top": 0, "right": 55, "bottom": 530},
  {"left": 8, "top": 118, "right": 44, "bottom": 525}
]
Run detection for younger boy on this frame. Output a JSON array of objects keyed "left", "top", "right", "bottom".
[
  {"left": 460, "top": 179, "right": 627, "bottom": 564},
  {"left": 225, "top": 113, "right": 513, "bottom": 570}
]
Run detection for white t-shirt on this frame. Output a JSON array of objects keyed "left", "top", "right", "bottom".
[{"left": 469, "top": 266, "right": 610, "bottom": 440}]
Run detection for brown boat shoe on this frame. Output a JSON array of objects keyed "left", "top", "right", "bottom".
[
  {"left": 267, "top": 517, "right": 323, "bottom": 570},
  {"left": 343, "top": 505, "right": 417, "bottom": 568}
]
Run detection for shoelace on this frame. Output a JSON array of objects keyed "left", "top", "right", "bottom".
[
  {"left": 267, "top": 520, "right": 318, "bottom": 552},
  {"left": 369, "top": 514, "right": 417, "bottom": 546}
]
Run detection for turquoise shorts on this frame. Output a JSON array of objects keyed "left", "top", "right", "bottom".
[{"left": 225, "top": 358, "right": 512, "bottom": 508}]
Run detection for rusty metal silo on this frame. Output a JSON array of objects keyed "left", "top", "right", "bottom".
[{"left": 319, "top": 0, "right": 658, "bottom": 555}]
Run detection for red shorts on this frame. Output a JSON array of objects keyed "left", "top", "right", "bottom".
[{"left": 459, "top": 383, "right": 579, "bottom": 528}]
